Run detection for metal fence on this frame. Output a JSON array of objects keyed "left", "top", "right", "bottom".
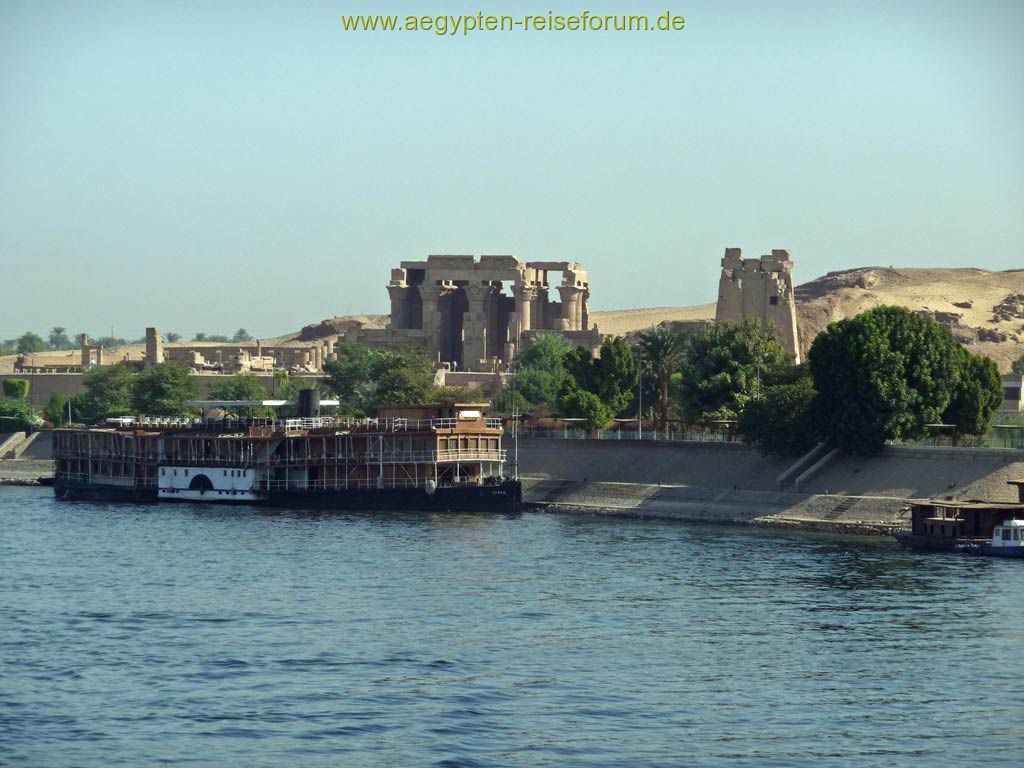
[{"left": 511, "top": 426, "right": 741, "bottom": 443}]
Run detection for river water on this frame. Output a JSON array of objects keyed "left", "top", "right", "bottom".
[{"left": 2, "top": 486, "right": 1022, "bottom": 767}]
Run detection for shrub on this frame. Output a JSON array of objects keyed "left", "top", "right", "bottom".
[
  {"left": 0, "top": 399, "right": 40, "bottom": 431},
  {"left": 2, "top": 379, "right": 30, "bottom": 399}
]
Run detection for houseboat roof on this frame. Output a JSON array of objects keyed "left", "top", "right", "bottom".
[
  {"left": 184, "top": 399, "right": 341, "bottom": 408},
  {"left": 905, "top": 499, "right": 1024, "bottom": 512}
]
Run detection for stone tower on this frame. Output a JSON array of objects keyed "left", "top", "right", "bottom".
[
  {"left": 145, "top": 327, "right": 164, "bottom": 368},
  {"left": 715, "top": 248, "right": 801, "bottom": 363}
]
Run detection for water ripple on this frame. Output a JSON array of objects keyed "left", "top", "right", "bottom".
[{"left": 1, "top": 487, "right": 1023, "bottom": 767}]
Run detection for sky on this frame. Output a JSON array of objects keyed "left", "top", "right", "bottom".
[{"left": 1, "top": 0, "right": 1022, "bottom": 341}]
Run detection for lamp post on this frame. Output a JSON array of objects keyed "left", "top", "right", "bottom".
[
  {"left": 637, "top": 353, "right": 643, "bottom": 441},
  {"left": 511, "top": 362, "right": 519, "bottom": 480}
]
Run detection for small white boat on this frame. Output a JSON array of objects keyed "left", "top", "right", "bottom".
[{"left": 976, "top": 519, "right": 1024, "bottom": 558}]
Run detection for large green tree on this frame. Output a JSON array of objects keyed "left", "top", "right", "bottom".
[
  {"left": 943, "top": 348, "right": 1003, "bottom": 443},
  {"left": 678, "top": 319, "right": 791, "bottom": 422},
  {"left": 593, "top": 337, "right": 638, "bottom": 415},
  {"left": 324, "top": 343, "right": 439, "bottom": 416},
  {"left": 78, "top": 362, "right": 136, "bottom": 420},
  {"left": 48, "top": 326, "right": 71, "bottom": 349},
  {"left": 559, "top": 337, "right": 637, "bottom": 425},
  {"left": 808, "top": 305, "right": 962, "bottom": 455},
  {"left": 560, "top": 387, "right": 614, "bottom": 433},
  {"left": 637, "top": 325, "right": 686, "bottom": 430},
  {"left": 209, "top": 373, "right": 271, "bottom": 415},
  {"left": 16, "top": 332, "right": 46, "bottom": 354},
  {"left": 131, "top": 363, "right": 198, "bottom": 416},
  {"left": 509, "top": 333, "right": 571, "bottom": 408},
  {"left": 739, "top": 366, "right": 821, "bottom": 456}
]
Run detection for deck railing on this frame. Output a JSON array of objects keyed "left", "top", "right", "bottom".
[{"left": 56, "top": 448, "right": 506, "bottom": 467}]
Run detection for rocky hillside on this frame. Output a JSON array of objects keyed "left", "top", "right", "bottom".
[
  {"left": 793, "top": 267, "right": 1024, "bottom": 371},
  {"left": 597, "top": 267, "right": 1024, "bottom": 372}
]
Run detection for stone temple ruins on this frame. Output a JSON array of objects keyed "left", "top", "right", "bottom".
[
  {"left": 715, "top": 248, "right": 801, "bottom": 363},
  {"left": 12, "top": 250, "right": 805, "bottom": 378},
  {"left": 375, "top": 255, "right": 601, "bottom": 369},
  {"left": 298, "top": 255, "right": 603, "bottom": 371},
  {"left": 13, "top": 255, "right": 602, "bottom": 376}
]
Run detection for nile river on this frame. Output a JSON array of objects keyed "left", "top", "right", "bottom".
[{"left": 2, "top": 487, "right": 1022, "bottom": 767}]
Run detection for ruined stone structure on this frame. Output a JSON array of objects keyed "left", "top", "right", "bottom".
[
  {"left": 715, "top": 248, "right": 801, "bottom": 363},
  {"left": 13, "top": 256, "right": 601, "bottom": 379},
  {"left": 137, "top": 326, "right": 336, "bottom": 374},
  {"left": 144, "top": 327, "right": 163, "bottom": 368},
  {"left": 373, "top": 255, "right": 601, "bottom": 370},
  {"left": 78, "top": 334, "right": 104, "bottom": 368}
]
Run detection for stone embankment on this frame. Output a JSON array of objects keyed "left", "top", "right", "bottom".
[
  {"left": 0, "top": 460, "right": 54, "bottom": 486},
  {"left": 517, "top": 438, "right": 1024, "bottom": 535},
  {"left": 5, "top": 433, "right": 1022, "bottom": 534}
]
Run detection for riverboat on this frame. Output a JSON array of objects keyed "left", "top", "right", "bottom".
[
  {"left": 53, "top": 396, "right": 521, "bottom": 513},
  {"left": 893, "top": 485, "right": 1024, "bottom": 558}
]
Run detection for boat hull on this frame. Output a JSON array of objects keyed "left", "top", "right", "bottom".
[
  {"left": 54, "top": 478, "right": 521, "bottom": 514},
  {"left": 893, "top": 531, "right": 1024, "bottom": 558}
]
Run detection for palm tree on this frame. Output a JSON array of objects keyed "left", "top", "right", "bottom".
[
  {"left": 49, "top": 326, "right": 71, "bottom": 349},
  {"left": 638, "top": 325, "right": 685, "bottom": 432}
]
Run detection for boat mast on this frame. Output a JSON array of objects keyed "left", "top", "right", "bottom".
[{"left": 512, "top": 362, "right": 519, "bottom": 481}]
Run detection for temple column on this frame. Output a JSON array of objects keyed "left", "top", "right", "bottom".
[
  {"left": 387, "top": 285, "right": 411, "bottom": 329},
  {"left": 462, "top": 283, "right": 493, "bottom": 371},
  {"left": 516, "top": 285, "right": 538, "bottom": 335},
  {"left": 418, "top": 284, "right": 446, "bottom": 362},
  {"left": 558, "top": 285, "right": 585, "bottom": 331},
  {"left": 581, "top": 290, "right": 590, "bottom": 331}
]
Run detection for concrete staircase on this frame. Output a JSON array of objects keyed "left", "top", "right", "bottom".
[
  {"left": 523, "top": 478, "right": 583, "bottom": 505},
  {"left": 0, "top": 432, "right": 28, "bottom": 460}
]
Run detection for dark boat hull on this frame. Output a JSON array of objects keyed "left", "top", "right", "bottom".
[
  {"left": 54, "top": 478, "right": 521, "bottom": 514},
  {"left": 893, "top": 531, "right": 1024, "bottom": 558}
]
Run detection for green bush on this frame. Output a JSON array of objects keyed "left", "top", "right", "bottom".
[
  {"left": 44, "top": 393, "right": 66, "bottom": 427},
  {"left": 0, "top": 417, "right": 26, "bottom": 432},
  {"left": 739, "top": 370, "right": 821, "bottom": 456},
  {"left": 2, "top": 379, "right": 30, "bottom": 399},
  {"left": 0, "top": 399, "right": 39, "bottom": 431}
]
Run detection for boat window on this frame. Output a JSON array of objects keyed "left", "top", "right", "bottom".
[
  {"left": 1002, "top": 529, "right": 1012, "bottom": 541},
  {"left": 1014, "top": 529, "right": 1020, "bottom": 541},
  {"left": 184, "top": 469, "right": 189, "bottom": 477},
  {"left": 224, "top": 470, "right": 228, "bottom": 476}
]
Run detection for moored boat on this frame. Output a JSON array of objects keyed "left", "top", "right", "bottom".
[
  {"left": 894, "top": 485, "right": 1024, "bottom": 558},
  {"left": 53, "top": 397, "right": 521, "bottom": 513}
]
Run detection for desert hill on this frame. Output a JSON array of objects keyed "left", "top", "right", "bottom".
[
  {"left": 592, "top": 267, "right": 1023, "bottom": 372},
  {"left": 792, "top": 267, "right": 1023, "bottom": 371}
]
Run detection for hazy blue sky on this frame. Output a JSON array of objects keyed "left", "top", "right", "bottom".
[{"left": 2, "top": 0, "right": 1022, "bottom": 340}]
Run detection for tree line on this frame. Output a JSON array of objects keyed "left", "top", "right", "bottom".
[
  {"left": 0, "top": 328, "right": 258, "bottom": 356},
  {"left": 496, "top": 306, "right": 1005, "bottom": 455},
  {"left": 1, "top": 306, "right": 1007, "bottom": 455}
]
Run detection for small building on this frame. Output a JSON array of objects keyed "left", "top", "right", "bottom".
[{"left": 1000, "top": 373, "right": 1023, "bottom": 414}]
